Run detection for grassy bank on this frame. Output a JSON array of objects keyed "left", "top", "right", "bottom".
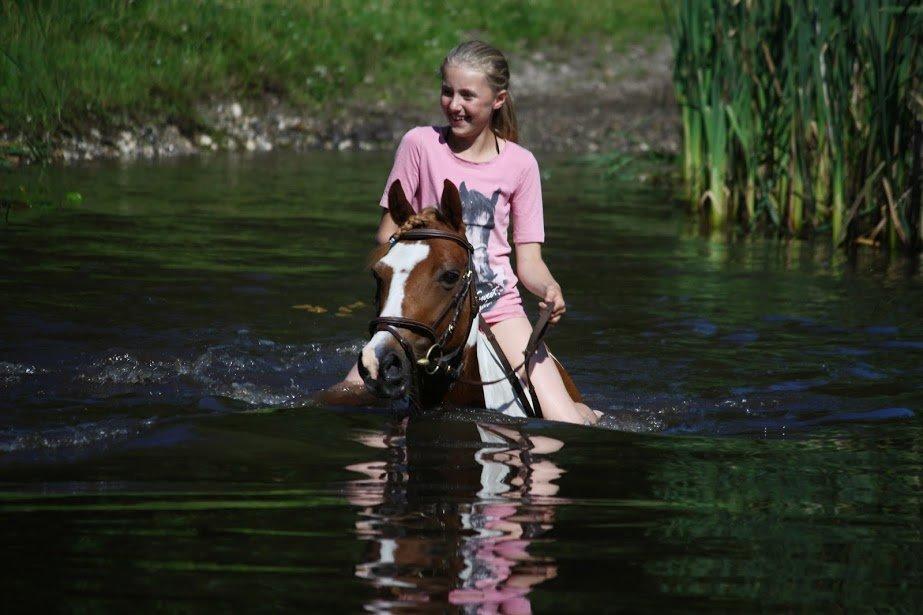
[
  {"left": 664, "top": 1, "right": 922, "bottom": 252},
  {"left": 1, "top": 0, "right": 661, "bottom": 158}
]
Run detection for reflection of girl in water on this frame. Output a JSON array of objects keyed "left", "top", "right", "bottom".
[
  {"left": 344, "top": 419, "right": 563, "bottom": 612},
  {"left": 451, "top": 502, "right": 557, "bottom": 613}
]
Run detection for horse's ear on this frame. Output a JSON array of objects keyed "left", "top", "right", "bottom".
[
  {"left": 440, "top": 179, "right": 463, "bottom": 231},
  {"left": 388, "top": 180, "right": 413, "bottom": 226}
]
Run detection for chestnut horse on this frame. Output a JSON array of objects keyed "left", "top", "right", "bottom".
[{"left": 323, "top": 179, "right": 581, "bottom": 417}]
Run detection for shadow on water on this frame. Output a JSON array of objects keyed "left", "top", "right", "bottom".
[{"left": 1, "top": 152, "right": 921, "bottom": 609}]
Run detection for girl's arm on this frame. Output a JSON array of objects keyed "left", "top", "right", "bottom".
[
  {"left": 375, "top": 210, "right": 400, "bottom": 244},
  {"left": 515, "top": 242, "right": 566, "bottom": 324}
]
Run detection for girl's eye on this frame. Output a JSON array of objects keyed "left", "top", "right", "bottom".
[{"left": 439, "top": 270, "right": 461, "bottom": 286}]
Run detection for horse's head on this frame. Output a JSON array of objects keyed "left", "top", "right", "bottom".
[{"left": 359, "top": 179, "right": 477, "bottom": 403}]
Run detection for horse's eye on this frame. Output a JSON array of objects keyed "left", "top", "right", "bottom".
[{"left": 439, "top": 270, "right": 461, "bottom": 286}]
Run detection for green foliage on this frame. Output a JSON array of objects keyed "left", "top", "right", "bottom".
[
  {"left": 0, "top": 0, "right": 661, "bottom": 152},
  {"left": 664, "top": 0, "right": 922, "bottom": 252}
]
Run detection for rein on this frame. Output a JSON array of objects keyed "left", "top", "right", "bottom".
[{"left": 368, "top": 227, "right": 553, "bottom": 418}]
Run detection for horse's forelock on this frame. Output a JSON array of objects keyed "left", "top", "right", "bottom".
[{"left": 399, "top": 208, "right": 444, "bottom": 232}]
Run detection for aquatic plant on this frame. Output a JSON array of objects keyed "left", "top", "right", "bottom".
[{"left": 663, "top": 0, "right": 922, "bottom": 252}]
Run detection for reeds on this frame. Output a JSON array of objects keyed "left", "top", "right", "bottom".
[{"left": 664, "top": 0, "right": 922, "bottom": 251}]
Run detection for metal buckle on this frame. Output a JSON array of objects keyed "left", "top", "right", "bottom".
[{"left": 416, "top": 344, "right": 443, "bottom": 375}]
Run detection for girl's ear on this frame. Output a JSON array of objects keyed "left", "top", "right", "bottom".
[
  {"left": 388, "top": 180, "right": 414, "bottom": 226},
  {"left": 440, "top": 179, "right": 463, "bottom": 231},
  {"left": 492, "top": 90, "right": 508, "bottom": 111}
]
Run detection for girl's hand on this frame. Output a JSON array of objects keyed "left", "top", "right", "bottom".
[{"left": 539, "top": 283, "right": 566, "bottom": 324}]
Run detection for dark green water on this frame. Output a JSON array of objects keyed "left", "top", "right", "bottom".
[{"left": 1, "top": 152, "right": 920, "bottom": 611}]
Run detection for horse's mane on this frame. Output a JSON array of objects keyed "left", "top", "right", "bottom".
[{"left": 366, "top": 208, "right": 453, "bottom": 268}]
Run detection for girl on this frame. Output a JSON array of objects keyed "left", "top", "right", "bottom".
[{"left": 339, "top": 40, "right": 596, "bottom": 426}]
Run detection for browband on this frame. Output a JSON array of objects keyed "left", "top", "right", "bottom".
[{"left": 392, "top": 229, "right": 474, "bottom": 253}]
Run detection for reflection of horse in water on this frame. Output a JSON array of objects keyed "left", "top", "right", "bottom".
[
  {"left": 459, "top": 181, "right": 504, "bottom": 310},
  {"left": 345, "top": 416, "right": 566, "bottom": 611}
]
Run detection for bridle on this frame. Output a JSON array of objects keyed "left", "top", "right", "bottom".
[{"left": 368, "top": 228, "right": 478, "bottom": 405}]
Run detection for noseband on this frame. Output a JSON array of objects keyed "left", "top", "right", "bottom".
[{"left": 368, "top": 228, "right": 477, "bottom": 404}]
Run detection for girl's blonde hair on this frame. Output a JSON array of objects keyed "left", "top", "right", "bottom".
[{"left": 441, "top": 40, "right": 519, "bottom": 143}]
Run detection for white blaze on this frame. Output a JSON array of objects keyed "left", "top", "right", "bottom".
[{"left": 361, "top": 242, "right": 430, "bottom": 380}]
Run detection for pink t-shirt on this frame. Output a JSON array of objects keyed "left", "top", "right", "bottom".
[{"left": 379, "top": 126, "right": 545, "bottom": 324}]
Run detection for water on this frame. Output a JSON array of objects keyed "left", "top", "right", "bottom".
[{"left": 1, "top": 152, "right": 920, "bottom": 611}]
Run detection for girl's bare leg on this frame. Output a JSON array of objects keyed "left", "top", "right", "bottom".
[
  {"left": 488, "top": 317, "right": 596, "bottom": 425},
  {"left": 314, "top": 361, "right": 375, "bottom": 406},
  {"left": 343, "top": 362, "right": 363, "bottom": 385}
]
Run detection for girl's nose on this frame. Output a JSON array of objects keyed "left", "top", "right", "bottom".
[{"left": 449, "top": 95, "right": 463, "bottom": 111}]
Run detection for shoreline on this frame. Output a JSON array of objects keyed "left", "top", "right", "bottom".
[{"left": 2, "top": 41, "right": 679, "bottom": 166}]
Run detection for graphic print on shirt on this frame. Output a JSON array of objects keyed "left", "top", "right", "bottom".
[{"left": 459, "top": 182, "right": 505, "bottom": 312}]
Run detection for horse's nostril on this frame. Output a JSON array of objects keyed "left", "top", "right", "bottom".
[
  {"left": 381, "top": 351, "right": 404, "bottom": 383},
  {"left": 381, "top": 352, "right": 404, "bottom": 382}
]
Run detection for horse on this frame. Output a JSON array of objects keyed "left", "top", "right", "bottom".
[{"left": 320, "top": 179, "right": 582, "bottom": 418}]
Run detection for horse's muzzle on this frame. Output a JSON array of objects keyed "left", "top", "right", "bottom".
[{"left": 357, "top": 349, "right": 409, "bottom": 399}]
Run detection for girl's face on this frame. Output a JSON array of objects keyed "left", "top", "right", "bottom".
[{"left": 440, "top": 63, "right": 507, "bottom": 141}]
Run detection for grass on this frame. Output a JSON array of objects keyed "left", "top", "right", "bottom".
[{"left": 0, "top": 0, "right": 662, "bottom": 158}]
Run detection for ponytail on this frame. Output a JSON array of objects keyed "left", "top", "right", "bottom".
[{"left": 492, "top": 91, "right": 518, "bottom": 143}]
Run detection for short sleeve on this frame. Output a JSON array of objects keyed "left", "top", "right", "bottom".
[
  {"left": 510, "top": 153, "right": 545, "bottom": 244},
  {"left": 379, "top": 129, "right": 423, "bottom": 212}
]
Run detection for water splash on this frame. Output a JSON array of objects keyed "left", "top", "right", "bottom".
[
  {"left": 0, "top": 361, "right": 43, "bottom": 385},
  {"left": 0, "top": 331, "right": 364, "bottom": 453}
]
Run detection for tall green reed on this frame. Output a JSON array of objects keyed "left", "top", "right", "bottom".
[{"left": 664, "top": 0, "right": 921, "bottom": 252}]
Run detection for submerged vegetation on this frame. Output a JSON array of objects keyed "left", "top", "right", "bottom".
[
  {"left": 664, "top": 1, "right": 921, "bottom": 252},
  {"left": 0, "top": 0, "right": 660, "bottom": 160}
]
